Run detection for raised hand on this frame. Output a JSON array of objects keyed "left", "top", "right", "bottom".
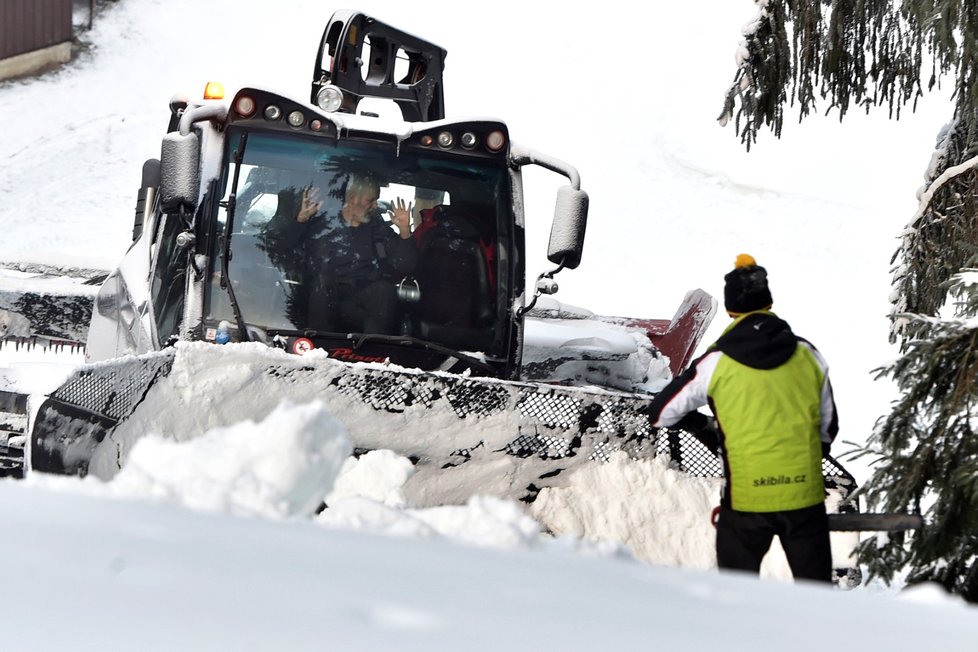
[
  {"left": 387, "top": 197, "right": 414, "bottom": 239},
  {"left": 297, "top": 186, "right": 322, "bottom": 223}
]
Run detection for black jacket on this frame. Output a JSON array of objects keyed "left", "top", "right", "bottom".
[{"left": 261, "top": 197, "right": 416, "bottom": 286}]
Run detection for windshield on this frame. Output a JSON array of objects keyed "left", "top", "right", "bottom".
[{"left": 204, "top": 129, "right": 510, "bottom": 355}]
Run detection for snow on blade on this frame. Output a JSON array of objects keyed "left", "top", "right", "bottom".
[{"left": 108, "top": 399, "right": 351, "bottom": 518}]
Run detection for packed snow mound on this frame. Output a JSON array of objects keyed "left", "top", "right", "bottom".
[
  {"left": 121, "top": 399, "right": 350, "bottom": 517},
  {"left": 530, "top": 453, "right": 861, "bottom": 580},
  {"left": 318, "top": 494, "right": 544, "bottom": 549},
  {"left": 86, "top": 400, "right": 350, "bottom": 518},
  {"left": 531, "top": 453, "right": 721, "bottom": 570},
  {"left": 407, "top": 495, "right": 545, "bottom": 549},
  {"left": 29, "top": 392, "right": 627, "bottom": 559}
]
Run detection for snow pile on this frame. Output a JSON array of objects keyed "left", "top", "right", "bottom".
[
  {"left": 28, "top": 384, "right": 638, "bottom": 560},
  {"left": 45, "top": 400, "right": 353, "bottom": 518},
  {"left": 531, "top": 453, "right": 860, "bottom": 579},
  {"left": 28, "top": 389, "right": 624, "bottom": 557},
  {"left": 532, "top": 453, "right": 721, "bottom": 569},
  {"left": 117, "top": 401, "right": 349, "bottom": 518},
  {"left": 318, "top": 493, "right": 547, "bottom": 550},
  {"left": 326, "top": 448, "right": 416, "bottom": 507},
  {"left": 321, "top": 454, "right": 633, "bottom": 557}
]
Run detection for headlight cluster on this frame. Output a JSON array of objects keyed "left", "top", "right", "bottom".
[
  {"left": 233, "top": 93, "right": 328, "bottom": 132},
  {"left": 419, "top": 128, "right": 507, "bottom": 153},
  {"left": 230, "top": 85, "right": 508, "bottom": 153}
]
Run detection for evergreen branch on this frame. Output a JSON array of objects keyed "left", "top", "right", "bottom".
[
  {"left": 719, "top": 1, "right": 978, "bottom": 147},
  {"left": 889, "top": 119, "right": 978, "bottom": 342},
  {"left": 858, "top": 316, "right": 978, "bottom": 596}
]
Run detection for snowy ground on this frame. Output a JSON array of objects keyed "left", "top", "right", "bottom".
[{"left": 2, "top": 0, "right": 977, "bottom": 648}]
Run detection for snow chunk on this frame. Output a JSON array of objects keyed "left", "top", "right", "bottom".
[
  {"left": 317, "top": 497, "right": 440, "bottom": 539},
  {"left": 108, "top": 399, "right": 352, "bottom": 519},
  {"left": 319, "top": 493, "right": 544, "bottom": 549},
  {"left": 410, "top": 495, "right": 543, "bottom": 549},
  {"left": 326, "top": 449, "right": 416, "bottom": 508},
  {"left": 319, "top": 449, "right": 629, "bottom": 557}
]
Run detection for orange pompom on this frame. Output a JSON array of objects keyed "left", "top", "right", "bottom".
[{"left": 734, "top": 253, "right": 757, "bottom": 269}]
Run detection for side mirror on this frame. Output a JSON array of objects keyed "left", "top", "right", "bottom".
[
  {"left": 159, "top": 131, "right": 201, "bottom": 213},
  {"left": 547, "top": 185, "right": 588, "bottom": 269}
]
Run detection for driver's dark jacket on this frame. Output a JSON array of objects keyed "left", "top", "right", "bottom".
[{"left": 261, "top": 202, "right": 416, "bottom": 287}]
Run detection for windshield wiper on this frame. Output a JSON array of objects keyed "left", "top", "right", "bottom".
[
  {"left": 219, "top": 133, "right": 251, "bottom": 341},
  {"left": 265, "top": 329, "right": 496, "bottom": 374}
]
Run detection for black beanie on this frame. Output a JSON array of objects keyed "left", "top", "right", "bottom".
[{"left": 724, "top": 254, "right": 773, "bottom": 314}]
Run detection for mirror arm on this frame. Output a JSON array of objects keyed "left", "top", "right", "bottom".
[
  {"left": 178, "top": 103, "right": 228, "bottom": 136},
  {"left": 510, "top": 143, "right": 581, "bottom": 190}
]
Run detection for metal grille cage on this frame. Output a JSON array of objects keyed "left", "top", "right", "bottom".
[{"left": 50, "top": 352, "right": 173, "bottom": 421}]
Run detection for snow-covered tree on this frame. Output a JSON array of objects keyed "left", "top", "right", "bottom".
[{"left": 721, "top": 1, "right": 978, "bottom": 599}]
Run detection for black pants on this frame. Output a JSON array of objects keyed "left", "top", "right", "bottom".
[{"left": 715, "top": 502, "right": 832, "bottom": 583}]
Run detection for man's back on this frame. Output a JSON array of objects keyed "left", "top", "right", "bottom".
[{"left": 707, "top": 311, "right": 827, "bottom": 511}]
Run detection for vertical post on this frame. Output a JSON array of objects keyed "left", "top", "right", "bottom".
[
  {"left": 667, "top": 428, "right": 684, "bottom": 471},
  {"left": 89, "top": 0, "right": 94, "bottom": 31}
]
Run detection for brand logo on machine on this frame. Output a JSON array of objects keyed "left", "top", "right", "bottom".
[
  {"left": 328, "top": 347, "right": 387, "bottom": 364},
  {"left": 291, "top": 337, "right": 314, "bottom": 355}
]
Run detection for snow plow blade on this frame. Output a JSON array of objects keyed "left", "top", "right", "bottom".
[
  {"left": 524, "top": 289, "right": 716, "bottom": 382},
  {"left": 618, "top": 288, "right": 717, "bottom": 376},
  {"left": 0, "top": 264, "right": 104, "bottom": 345},
  {"left": 827, "top": 513, "right": 923, "bottom": 532},
  {"left": 28, "top": 342, "right": 856, "bottom": 506}
]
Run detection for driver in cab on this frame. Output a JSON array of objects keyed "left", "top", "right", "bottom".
[{"left": 263, "top": 173, "right": 417, "bottom": 334}]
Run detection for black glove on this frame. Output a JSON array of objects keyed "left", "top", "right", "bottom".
[{"left": 675, "top": 412, "right": 720, "bottom": 455}]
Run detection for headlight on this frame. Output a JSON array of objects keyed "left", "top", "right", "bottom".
[
  {"left": 287, "top": 110, "right": 305, "bottom": 128},
  {"left": 316, "top": 85, "right": 344, "bottom": 112}
]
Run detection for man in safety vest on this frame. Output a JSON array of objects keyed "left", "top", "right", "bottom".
[{"left": 647, "top": 254, "right": 838, "bottom": 582}]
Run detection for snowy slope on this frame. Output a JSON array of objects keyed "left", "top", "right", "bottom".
[
  {"left": 11, "top": 399, "right": 978, "bottom": 650},
  {"left": 2, "top": 1, "right": 976, "bottom": 647},
  {"left": 6, "top": 480, "right": 978, "bottom": 651}
]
